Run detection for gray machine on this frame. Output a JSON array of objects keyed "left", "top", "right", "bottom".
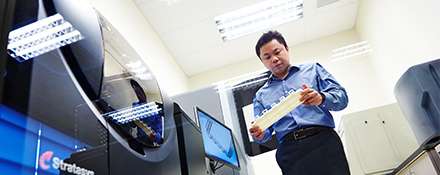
[
  {"left": 395, "top": 59, "right": 440, "bottom": 146},
  {"left": 391, "top": 59, "right": 440, "bottom": 174}
]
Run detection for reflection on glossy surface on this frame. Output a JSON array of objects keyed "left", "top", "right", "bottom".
[
  {"left": 92, "top": 13, "right": 166, "bottom": 150},
  {"left": 0, "top": 105, "right": 91, "bottom": 175},
  {"left": 7, "top": 13, "right": 84, "bottom": 62}
]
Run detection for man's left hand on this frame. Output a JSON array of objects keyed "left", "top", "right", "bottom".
[{"left": 299, "top": 84, "right": 324, "bottom": 106}]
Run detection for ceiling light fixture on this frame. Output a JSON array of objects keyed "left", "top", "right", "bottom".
[
  {"left": 214, "top": 0, "right": 304, "bottom": 41},
  {"left": 330, "top": 41, "right": 371, "bottom": 62}
]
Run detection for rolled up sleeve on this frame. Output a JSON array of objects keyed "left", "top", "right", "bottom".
[{"left": 315, "top": 63, "right": 348, "bottom": 111}]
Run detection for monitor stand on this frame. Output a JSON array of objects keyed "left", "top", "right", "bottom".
[
  {"left": 209, "top": 159, "right": 224, "bottom": 174},
  {"left": 206, "top": 158, "right": 237, "bottom": 175}
]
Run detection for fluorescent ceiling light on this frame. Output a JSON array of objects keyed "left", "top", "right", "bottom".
[
  {"left": 7, "top": 14, "right": 84, "bottom": 62},
  {"left": 330, "top": 41, "right": 371, "bottom": 62},
  {"left": 215, "top": 0, "right": 303, "bottom": 41}
]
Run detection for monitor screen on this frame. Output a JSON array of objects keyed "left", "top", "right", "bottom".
[{"left": 195, "top": 107, "right": 240, "bottom": 169}]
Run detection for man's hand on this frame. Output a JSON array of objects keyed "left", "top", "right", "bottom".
[
  {"left": 299, "top": 84, "right": 324, "bottom": 106},
  {"left": 249, "top": 123, "right": 265, "bottom": 141}
]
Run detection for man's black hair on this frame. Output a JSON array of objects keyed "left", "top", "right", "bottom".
[{"left": 255, "top": 30, "right": 288, "bottom": 59}]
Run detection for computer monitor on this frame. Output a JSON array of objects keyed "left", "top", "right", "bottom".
[{"left": 195, "top": 107, "right": 240, "bottom": 170}]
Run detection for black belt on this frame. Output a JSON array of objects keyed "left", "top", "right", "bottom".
[{"left": 282, "top": 126, "right": 333, "bottom": 142}]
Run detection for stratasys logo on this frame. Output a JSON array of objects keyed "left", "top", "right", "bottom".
[{"left": 39, "top": 151, "right": 95, "bottom": 175}]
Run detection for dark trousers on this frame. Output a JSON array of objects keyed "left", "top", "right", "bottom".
[{"left": 275, "top": 129, "right": 350, "bottom": 175}]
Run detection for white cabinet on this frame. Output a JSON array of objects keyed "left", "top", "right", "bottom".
[
  {"left": 345, "top": 112, "right": 398, "bottom": 173},
  {"left": 339, "top": 103, "right": 419, "bottom": 175}
]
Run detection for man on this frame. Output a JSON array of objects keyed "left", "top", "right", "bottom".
[{"left": 249, "top": 30, "right": 350, "bottom": 175}]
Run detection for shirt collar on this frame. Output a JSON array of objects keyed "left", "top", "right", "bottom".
[{"left": 268, "top": 65, "right": 300, "bottom": 83}]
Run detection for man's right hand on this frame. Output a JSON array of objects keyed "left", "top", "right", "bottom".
[{"left": 249, "top": 123, "right": 264, "bottom": 141}]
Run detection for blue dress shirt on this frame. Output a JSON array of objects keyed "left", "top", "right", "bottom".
[{"left": 253, "top": 63, "right": 348, "bottom": 143}]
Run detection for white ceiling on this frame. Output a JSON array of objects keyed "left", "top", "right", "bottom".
[{"left": 133, "top": 0, "right": 359, "bottom": 76}]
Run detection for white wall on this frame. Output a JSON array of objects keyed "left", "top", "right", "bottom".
[
  {"left": 356, "top": 0, "right": 440, "bottom": 104},
  {"left": 86, "top": 0, "right": 189, "bottom": 96}
]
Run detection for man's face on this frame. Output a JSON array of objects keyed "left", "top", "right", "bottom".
[{"left": 259, "top": 39, "right": 290, "bottom": 78}]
